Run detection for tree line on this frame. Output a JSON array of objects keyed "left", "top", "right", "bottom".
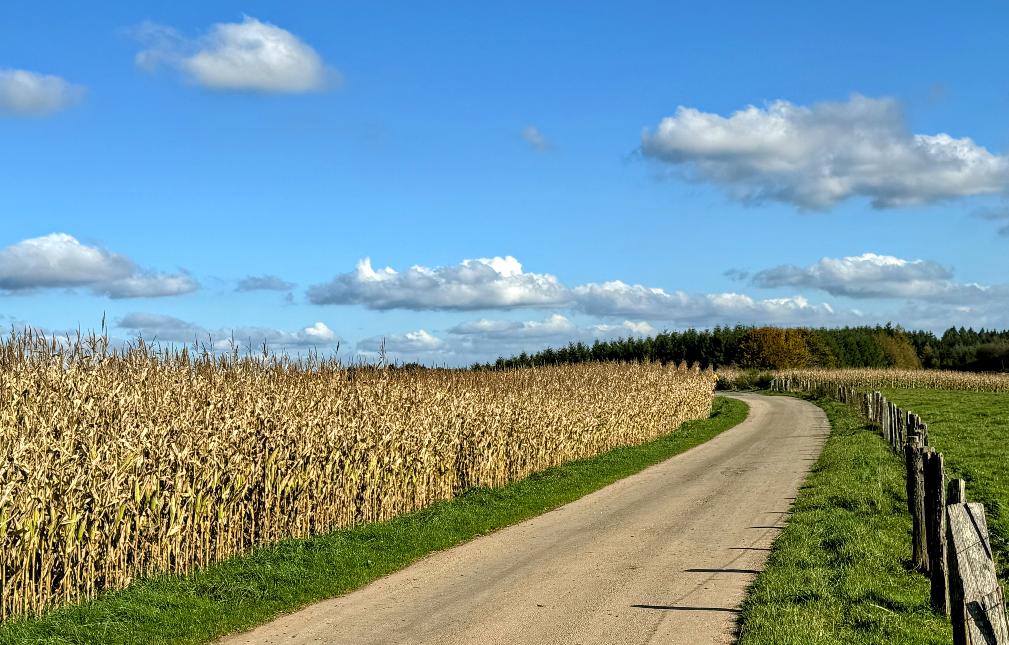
[{"left": 483, "top": 326, "right": 1009, "bottom": 372}]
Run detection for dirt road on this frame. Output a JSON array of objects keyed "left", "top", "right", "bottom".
[{"left": 220, "top": 393, "right": 829, "bottom": 645}]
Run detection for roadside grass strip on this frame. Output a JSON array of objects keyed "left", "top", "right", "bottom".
[
  {"left": 0, "top": 398, "right": 747, "bottom": 645},
  {"left": 737, "top": 396, "right": 949, "bottom": 645}
]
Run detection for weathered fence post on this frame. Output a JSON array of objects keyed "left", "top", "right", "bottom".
[
  {"left": 923, "top": 451, "right": 948, "bottom": 615},
  {"left": 946, "top": 496, "right": 1009, "bottom": 644},
  {"left": 895, "top": 405, "right": 902, "bottom": 452},
  {"left": 905, "top": 436, "right": 929, "bottom": 572},
  {"left": 948, "top": 479, "right": 968, "bottom": 645},
  {"left": 882, "top": 397, "right": 890, "bottom": 443},
  {"left": 902, "top": 413, "right": 908, "bottom": 449}
]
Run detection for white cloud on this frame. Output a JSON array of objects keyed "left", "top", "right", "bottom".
[
  {"left": 99, "top": 272, "right": 199, "bottom": 299},
  {"left": 0, "top": 68, "right": 84, "bottom": 116},
  {"left": 307, "top": 256, "right": 569, "bottom": 310},
  {"left": 308, "top": 255, "right": 848, "bottom": 326},
  {"left": 448, "top": 314, "right": 656, "bottom": 345},
  {"left": 357, "top": 329, "right": 444, "bottom": 354},
  {"left": 302, "top": 321, "right": 336, "bottom": 341},
  {"left": 236, "top": 274, "right": 295, "bottom": 291},
  {"left": 591, "top": 320, "right": 657, "bottom": 337},
  {"left": 641, "top": 94, "right": 1009, "bottom": 209},
  {"left": 135, "top": 16, "right": 336, "bottom": 93},
  {"left": 572, "top": 281, "right": 839, "bottom": 325},
  {"left": 751, "top": 252, "right": 997, "bottom": 303},
  {"left": 117, "top": 313, "right": 341, "bottom": 350},
  {"left": 356, "top": 313, "right": 663, "bottom": 365},
  {"left": 448, "top": 313, "right": 576, "bottom": 339},
  {"left": 0, "top": 233, "right": 198, "bottom": 298},
  {"left": 521, "top": 125, "right": 550, "bottom": 151}
]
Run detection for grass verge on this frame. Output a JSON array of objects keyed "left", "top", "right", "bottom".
[
  {"left": 737, "top": 395, "right": 950, "bottom": 645},
  {"left": 1, "top": 397, "right": 748, "bottom": 645}
]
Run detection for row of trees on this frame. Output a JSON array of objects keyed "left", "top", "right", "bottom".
[
  {"left": 907, "top": 328, "right": 1009, "bottom": 371},
  {"left": 486, "top": 325, "right": 1009, "bottom": 372}
]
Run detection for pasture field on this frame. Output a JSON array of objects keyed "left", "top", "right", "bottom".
[
  {"left": 0, "top": 330, "right": 715, "bottom": 621},
  {"left": 880, "top": 388, "right": 1009, "bottom": 589}
]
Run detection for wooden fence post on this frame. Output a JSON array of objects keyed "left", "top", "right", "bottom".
[
  {"left": 883, "top": 398, "right": 890, "bottom": 443},
  {"left": 905, "top": 436, "right": 929, "bottom": 572},
  {"left": 898, "top": 411, "right": 906, "bottom": 452},
  {"left": 949, "top": 479, "right": 968, "bottom": 645},
  {"left": 947, "top": 499, "right": 1009, "bottom": 644},
  {"left": 924, "top": 451, "right": 948, "bottom": 615},
  {"left": 896, "top": 405, "right": 903, "bottom": 452},
  {"left": 886, "top": 407, "right": 891, "bottom": 446}
]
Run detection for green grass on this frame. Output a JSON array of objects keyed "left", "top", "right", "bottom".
[
  {"left": 737, "top": 396, "right": 950, "bottom": 645},
  {"left": 0, "top": 397, "right": 748, "bottom": 645},
  {"left": 881, "top": 388, "right": 1009, "bottom": 589}
]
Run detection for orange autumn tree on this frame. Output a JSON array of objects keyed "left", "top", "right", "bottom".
[{"left": 740, "top": 327, "right": 811, "bottom": 369}]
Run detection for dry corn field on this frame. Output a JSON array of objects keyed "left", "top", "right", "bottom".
[
  {"left": 769, "top": 368, "right": 1009, "bottom": 393},
  {"left": 0, "top": 331, "right": 715, "bottom": 619}
]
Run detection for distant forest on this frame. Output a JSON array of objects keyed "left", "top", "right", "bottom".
[{"left": 486, "top": 326, "right": 1009, "bottom": 372}]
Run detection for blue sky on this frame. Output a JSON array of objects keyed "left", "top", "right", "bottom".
[{"left": 1, "top": 2, "right": 1007, "bottom": 364}]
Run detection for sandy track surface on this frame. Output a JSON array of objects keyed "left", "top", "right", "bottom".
[{"left": 219, "top": 393, "right": 828, "bottom": 645}]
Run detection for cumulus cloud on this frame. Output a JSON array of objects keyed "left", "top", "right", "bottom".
[
  {"left": 357, "top": 314, "right": 662, "bottom": 365},
  {"left": 357, "top": 329, "right": 444, "bottom": 354},
  {"left": 641, "top": 94, "right": 1009, "bottom": 209},
  {"left": 572, "top": 281, "right": 839, "bottom": 325},
  {"left": 308, "top": 256, "right": 569, "bottom": 310},
  {"left": 448, "top": 313, "right": 576, "bottom": 339},
  {"left": 448, "top": 314, "right": 657, "bottom": 344},
  {"left": 117, "top": 313, "right": 339, "bottom": 350},
  {"left": 302, "top": 321, "right": 336, "bottom": 341},
  {"left": 521, "top": 125, "right": 550, "bottom": 151},
  {"left": 0, "top": 68, "right": 84, "bottom": 116},
  {"left": 236, "top": 274, "right": 295, "bottom": 292},
  {"left": 97, "top": 272, "right": 199, "bottom": 299},
  {"left": 751, "top": 252, "right": 996, "bottom": 304},
  {"left": 0, "top": 233, "right": 197, "bottom": 298},
  {"left": 591, "top": 320, "right": 658, "bottom": 337},
  {"left": 134, "top": 16, "right": 336, "bottom": 93},
  {"left": 308, "top": 255, "right": 848, "bottom": 326}
]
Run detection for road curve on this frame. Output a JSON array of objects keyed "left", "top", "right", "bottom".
[{"left": 219, "top": 393, "right": 829, "bottom": 645}]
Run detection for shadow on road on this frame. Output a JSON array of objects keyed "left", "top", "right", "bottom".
[{"left": 632, "top": 604, "right": 741, "bottom": 613}]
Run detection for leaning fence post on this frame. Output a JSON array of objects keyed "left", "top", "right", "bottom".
[
  {"left": 946, "top": 497, "right": 1009, "bottom": 644},
  {"left": 924, "top": 451, "right": 948, "bottom": 615}
]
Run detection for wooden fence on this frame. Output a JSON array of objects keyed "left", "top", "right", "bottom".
[{"left": 770, "top": 378, "right": 1009, "bottom": 644}]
